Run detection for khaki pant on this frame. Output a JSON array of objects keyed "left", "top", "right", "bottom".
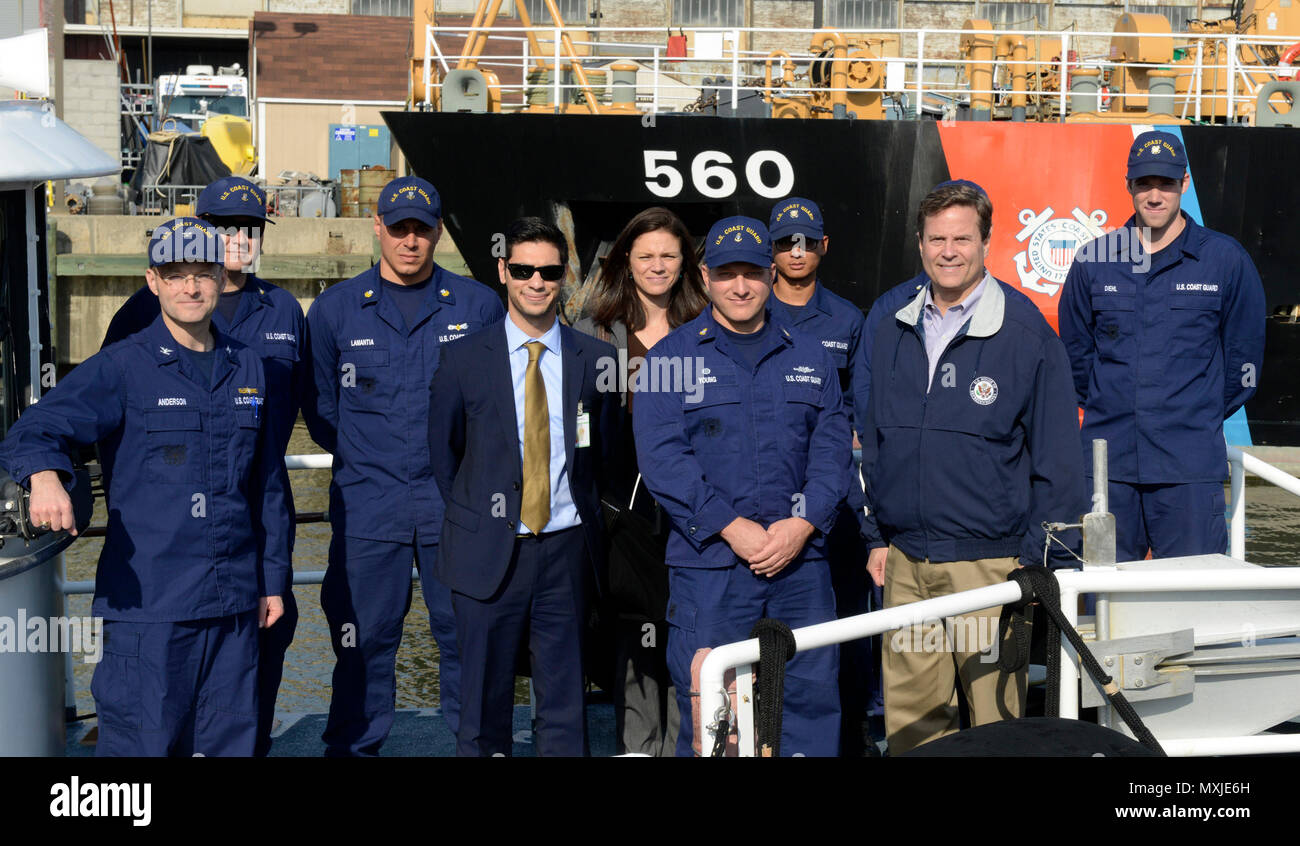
[{"left": 882, "top": 545, "right": 1027, "bottom": 755}]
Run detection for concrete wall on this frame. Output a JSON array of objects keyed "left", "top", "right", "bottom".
[
  {"left": 260, "top": 102, "right": 399, "bottom": 183},
  {"left": 61, "top": 59, "right": 120, "bottom": 161}
]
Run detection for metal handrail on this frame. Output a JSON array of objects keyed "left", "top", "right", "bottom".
[
  {"left": 698, "top": 565, "right": 1300, "bottom": 757},
  {"left": 1226, "top": 445, "right": 1300, "bottom": 561},
  {"left": 60, "top": 452, "right": 340, "bottom": 596},
  {"left": 419, "top": 23, "right": 1298, "bottom": 119}
]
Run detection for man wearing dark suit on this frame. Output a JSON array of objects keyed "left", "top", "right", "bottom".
[{"left": 429, "top": 217, "right": 620, "bottom": 756}]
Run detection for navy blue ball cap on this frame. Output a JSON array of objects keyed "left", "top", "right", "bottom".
[
  {"left": 378, "top": 176, "right": 442, "bottom": 227},
  {"left": 1127, "top": 131, "right": 1187, "bottom": 180},
  {"left": 196, "top": 176, "right": 273, "bottom": 223},
  {"left": 148, "top": 217, "right": 225, "bottom": 267},
  {"left": 769, "top": 197, "right": 824, "bottom": 241},
  {"left": 704, "top": 216, "right": 772, "bottom": 269}
]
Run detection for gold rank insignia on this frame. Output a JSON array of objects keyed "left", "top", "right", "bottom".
[
  {"left": 364, "top": 290, "right": 374, "bottom": 298},
  {"left": 440, "top": 288, "right": 451, "bottom": 297}
]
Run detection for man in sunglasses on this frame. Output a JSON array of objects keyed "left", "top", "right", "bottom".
[
  {"left": 101, "top": 175, "right": 306, "bottom": 756},
  {"left": 2, "top": 217, "right": 290, "bottom": 755},
  {"left": 304, "top": 175, "right": 504, "bottom": 756},
  {"left": 767, "top": 196, "right": 877, "bottom": 756},
  {"left": 429, "top": 217, "right": 620, "bottom": 755}
]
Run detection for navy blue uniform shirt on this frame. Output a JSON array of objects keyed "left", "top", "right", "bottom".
[
  {"left": 103, "top": 275, "right": 308, "bottom": 461},
  {"left": 769, "top": 282, "right": 864, "bottom": 434},
  {"left": 0, "top": 317, "right": 291, "bottom": 620},
  {"left": 1059, "top": 213, "right": 1266, "bottom": 483},
  {"left": 304, "top": 263, "right": 505, "bottom": 543},
  {"left": 633, "top": 306, "right": 850, "bottom": 569}
]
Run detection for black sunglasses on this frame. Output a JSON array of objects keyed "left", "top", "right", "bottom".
[{"left": 507, "top": 263, "right": 565, "bottom": 282}]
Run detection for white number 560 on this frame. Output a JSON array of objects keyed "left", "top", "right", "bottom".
[{"left": 643, "top": 150, "right": 794, "bottom": 199}]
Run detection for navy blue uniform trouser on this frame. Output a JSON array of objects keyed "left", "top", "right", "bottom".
[
  {"left": 667, "top": 559, "right": 840, "bottom": 757},
  {"left": 320, "top": 532, "right": 460, "bottom": 756},
  {"left": 1103, "top": 480, "right": 1228, "bottom": 563},
  {"left": 93, "top": 611, "right": 260, "bottom": 757},
  {"left": 451, "top": 526, "right": 589, "bottom": 757},
  {"left": 255, "top": 587, "right": 298, "bottom": 757}
]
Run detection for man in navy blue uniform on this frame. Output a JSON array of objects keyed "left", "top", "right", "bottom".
[
  {"left": 1059, "top": 130, "right": 1265, "bottom": 563},
  {"left": 859, "top": 181, "right": 1086, "bottom": 755},
  {"left": 304, "top": 175, "right": 504, "bottom": 756},
  {"left": 767, "top": 196, "right": 876, "bottom": 754},
  {"left": 101, "top": 176, "right": 306, "bottom": 756},
  {"left": 634, "top": 216, "right": 850, "bottom": 757},
  {"left": 428, "top": 217, "right": 619, "bottom": 756},
  {"left": 0, "top": 217, "right": 290, "bottom": 756}
]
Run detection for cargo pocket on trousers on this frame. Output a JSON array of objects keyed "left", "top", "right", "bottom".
[{"left": 91, "top": 626, "right": 141, "bottom": 730}]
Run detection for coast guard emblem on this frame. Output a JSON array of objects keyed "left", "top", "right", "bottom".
[
  {"left": 970, "top": 376, "right": 998, "bottom": 406},
  {"left": 734, "top": 232, "right": 743, "bottom": 242},
  {"left": 1013, "top": 206, "right": 1107, "bottom": 296}
]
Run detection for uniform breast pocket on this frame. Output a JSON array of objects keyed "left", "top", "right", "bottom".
[
  {"left": 145, "top": 410, "right": 205, "bottom": 483},
  {"left": 339, "top": 348, "right": 393, "bottom": 408},
  {"left": 683, "top": 384, "right": 743, "bottom": 454},
  {"left": 782, "top": 381, "right": 825, "bottom": 441},
  {"left": 1091, "top": 294, "right": 1136, "bottom": 362},
  {"left": 1168, "top": 295, "right": 1221, "bottom": 359}
]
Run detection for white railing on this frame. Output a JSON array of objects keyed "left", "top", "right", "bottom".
[
  {"left": 420, "top": 24, "right": 1299, "bottom": 121},
  {"left": 698, "top": 564, "right": 1300, "bottom": 757},
  {"left": 1226, "top": 445, "right": 1300, "bottom": 561}
]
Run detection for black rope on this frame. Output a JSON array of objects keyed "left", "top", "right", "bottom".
[
  {"left": 999, "top": 568, "right": 1166, "bottom": 756},
  {"left": 710, "top": 713, "right": 730, "bottom": 758},
  {"left": 750, "top": 618, "right": 797, "bottom": 758}
]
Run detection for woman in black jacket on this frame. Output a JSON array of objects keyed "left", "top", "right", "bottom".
[{"left": 573, "top": 206, "right": 708, "bottom": 756}]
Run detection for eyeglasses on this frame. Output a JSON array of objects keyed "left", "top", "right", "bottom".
[
  {"left": 773, "top": 236, "right": 812, "bottom": 254},
  {"left": 507, "top": 263, "right": 565, "bottom": 282},
  {"left": 160, "top": 270, "right": 220, "bottom": 287}
]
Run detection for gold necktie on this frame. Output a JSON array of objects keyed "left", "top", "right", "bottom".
[{"left": 521, "top": 340, "right": 551, "bottom": 534}]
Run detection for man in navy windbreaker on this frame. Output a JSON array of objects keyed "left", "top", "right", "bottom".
[
  {"left": 0, "top": 218, "right": 290, "bottom": 756},
  {"left": 634, "top": 216, "right": 850, "bottom": 757},
  {"left": 1058, "top": 130, "right": 1265, "bottom": 563},
  {"left": 859, "top": 181, "right": 1086, "bottom": 755}
]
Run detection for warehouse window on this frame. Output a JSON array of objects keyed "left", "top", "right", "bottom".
[
  {"left": 673, "top": 0, "right": 744, "bottom": 28},
  {"left": 525, "top": 0, "right": 588, "bottom": 25},
  {"left": 977, "top": 2, "right": 1050, "bottom": 27},
  {"left": 824, "top": 0, "right": 900, "bottom": 29},
  {"left": 353, "top": 0, "right": 414, "bottom": 16}
]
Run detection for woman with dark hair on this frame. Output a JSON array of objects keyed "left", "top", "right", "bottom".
[{"left": 574, "top": 206, "right": 707, "bottom": 756}]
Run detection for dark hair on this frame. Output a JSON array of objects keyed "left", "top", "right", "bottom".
[
  {"left": 915, "top": 182, "right": 993, "bottom": 242},
  {"left": 503, "top": 216, "right": 569, "bottom": 267},
  {"left": 586, "top": 207, "right": 709, "bottom": 333}
]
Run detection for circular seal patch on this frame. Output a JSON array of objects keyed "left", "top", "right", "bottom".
[
  {"left": 1026, "top": 216, "right": 1093, "bottom": 285},
  {"left": 970, "top": 376, "right": 999, "bottom": 406}
]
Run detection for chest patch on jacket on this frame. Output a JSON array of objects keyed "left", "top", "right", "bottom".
[{"left": 970, "top": 376, "right": 999, "bottom": 406}]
